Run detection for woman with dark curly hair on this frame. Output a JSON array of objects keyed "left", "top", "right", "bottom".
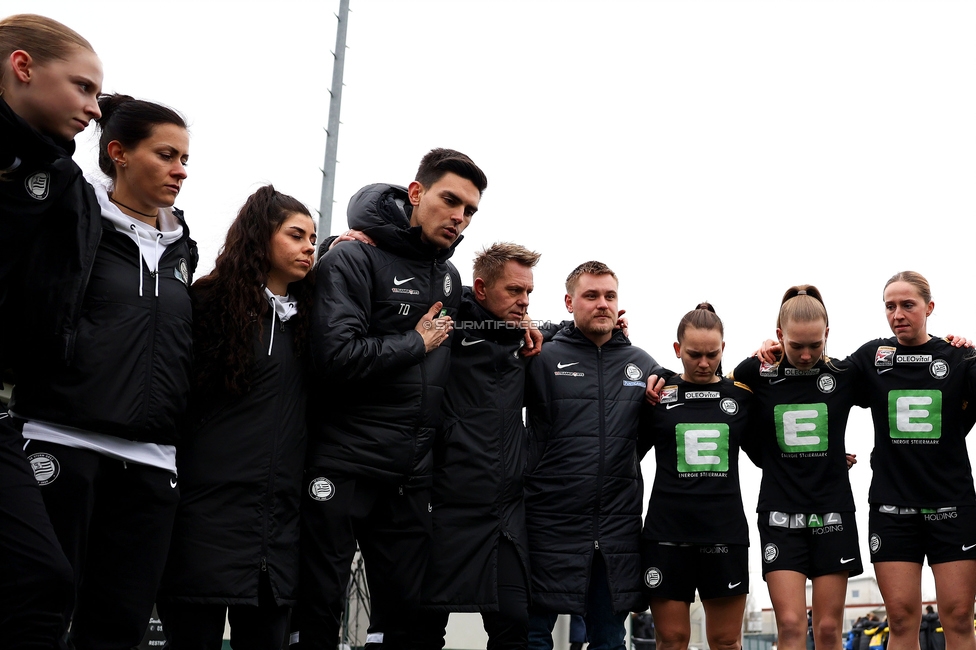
[{"left": 157, "top": 184, "right": 316, "bottom": 649}]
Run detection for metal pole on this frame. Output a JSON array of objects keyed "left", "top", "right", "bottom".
[{"left": 318, "top": 0, "right": 350, "bottom": 238}]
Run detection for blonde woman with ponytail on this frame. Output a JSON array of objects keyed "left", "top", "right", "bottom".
[{"left": 734, "top": 286, "right": 861, "bottom": 650}]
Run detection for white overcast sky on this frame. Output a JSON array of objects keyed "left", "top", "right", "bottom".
[{"left": 14, "top": 0, "right": 976, "bottom": 608}]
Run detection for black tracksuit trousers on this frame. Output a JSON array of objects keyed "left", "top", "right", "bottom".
[
  {"left": 0, "top": 413, "right": 73, "bottom": 649},
  {"left": 295, "top": 473, "right": 431, "bottom": 650}
]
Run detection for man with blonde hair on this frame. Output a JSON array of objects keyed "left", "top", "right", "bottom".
[{"left": 418, "top": 242, "right": 542, "bottom": 649}]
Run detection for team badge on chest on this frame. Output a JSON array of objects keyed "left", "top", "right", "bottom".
[{"left": 25, "top": 172, "right": 51, "bottom": 200}]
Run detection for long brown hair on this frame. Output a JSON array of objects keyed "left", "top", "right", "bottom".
[{"left": 192, "top": 185, "right": 314, "bottom": 395}]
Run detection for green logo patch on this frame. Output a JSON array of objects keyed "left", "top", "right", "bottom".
[
  {"left": 676, "top": 424, "right": 729, "bottom": 472},
  {"left": 774, "top": 403, "right": 829, "bottom": 453},
  {"left": 888, "top": 390, "right": 942, "bottom": 439}
]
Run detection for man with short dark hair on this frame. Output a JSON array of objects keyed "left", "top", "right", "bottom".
[
  {"left": 419, "top": 242, "right": 541, "bottom": 649},
  {"left": 296, "top": 149, "right": 487, "bottom": 650},
  {"left": 524, "top": 261, "right": 667, "bottom": 650}
]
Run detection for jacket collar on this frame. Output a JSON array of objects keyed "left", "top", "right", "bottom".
[
  {"left": 345, "top": 183, "right": 460, "bottom": 262},
  {"left": 0, "top": 97, "right": 75, "bottom": 168}
]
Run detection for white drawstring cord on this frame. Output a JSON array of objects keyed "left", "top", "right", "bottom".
[
  {"left": 154, "top": 233, "right": 162, "bottom": 297},
  {"left": 130, "top": 224, "right": 144, "bottom": 297},
  {"left": 267, "top": 296, "right": 277, "bottom": 356}
]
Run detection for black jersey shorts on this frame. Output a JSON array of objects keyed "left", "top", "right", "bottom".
[
  {"left": 640, "top": 540, "right": 748, "bottom": 603},
  {"left": 868, "top": 505, "right": 976, "bottom": 565},
  {"left": 758, "top": 511, "right": 863, "bottom": 579}
]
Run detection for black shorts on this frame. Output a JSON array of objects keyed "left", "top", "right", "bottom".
[
  {"left": 640, "top": 541, "right": 748, "bottom": 603},
  {"left": 758, "top": 511, "right": 863, "bottom": 578},
  {"left": 868, "top": 504, "right": 976, "bottom": 565}
]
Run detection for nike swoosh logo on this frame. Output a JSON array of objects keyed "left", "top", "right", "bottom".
[
  {"left": 556, "top": 362, "right": 579, "bottom": 369},
  {"left": 392, "top": 276, "right": 415, "bottom": 285},
  {"left": 460, "top": 338, "right": 485, "bottom": 346},
  {"left": 728, "top": 582, "right": 741, "bottom": 589},
  {"left": 877, "top": 368, "right": 893, "bottom": 374},
  {"left": 840, "top": 557, "right": 855, "bottom": 564},
  {"left": 769, "top": 378, "right": 787, "bottom": 384},
  {"left": 170, "top": 478, "right": 178, "bottom": 488},
  {"left": 665, "top": 403, "right": 684, "bottom": 410},
  {"left": 963, "top": 544, "right": 976, "bottom": 552}
]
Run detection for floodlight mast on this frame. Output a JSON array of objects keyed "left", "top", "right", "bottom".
[{"left": 318, "top": 0, "right": 350, "bottom": 239}]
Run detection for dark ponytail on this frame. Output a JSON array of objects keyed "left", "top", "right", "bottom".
[{"left": 96, "top": 93, "right": 187, "bottom": 178}]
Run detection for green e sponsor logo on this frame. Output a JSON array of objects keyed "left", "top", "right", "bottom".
[
  {"left": 676, "top": 424, "right": 729, "bottom": 473},
  {"left": 888, "top": 390, "right": 942, "bottom": 439},
  {"left": 774, "top": 403, "right": 829, "bottom": 453}
]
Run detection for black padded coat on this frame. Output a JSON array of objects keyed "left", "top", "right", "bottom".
[
  {"left": 524, "top": 326, "right": 665, "bottom": 614},
  {"left": 306, "top": 183, "right": 461, "bottom": 486},
  {"left": 161, "top": 296, "right": 307, "bottom": 606},
  {"left": 422, "top": 287, "right": 530, "bottom": 610}
]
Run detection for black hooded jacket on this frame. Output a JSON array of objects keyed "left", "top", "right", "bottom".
[
  {"left": 9, "top": 207, "right": 197, "bottom": 445},
  {"left": 161, "top": 290, "right": 307, "bottom": 606},
  {"left": 423, "top": 287, "right": 530, "bottom": 610},
  {"left": 306, "top": 183, "right": 461, "bottom": 485},
  {"left": 524, "top": 326, "right": 666, "bottom": 614},
  {"left": 0, "top": 98, "right": 102, "bottom": 374}
]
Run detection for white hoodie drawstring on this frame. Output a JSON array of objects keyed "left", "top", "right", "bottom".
[
  {"left": 130, "top": 224, "right": 144, "bottom": 297},
  {"left": 263, "top": 289, "right": 298, "bottom": 356},
  {"left": 267, "top": 295, "right": 277, "bottom": 356},
  {"left": 129, "top": 226, "right": 164, "bottom": 298},
  {"left": 154, "top": 233, "right": 162, "bottom": 297}
]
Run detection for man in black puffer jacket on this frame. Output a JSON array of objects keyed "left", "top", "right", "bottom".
[
  {"left": 419, "top": 242, "right": 541, "bottom": 649},
  {"left": 525, "top": 261, "right": 667, "bottom": 650},
  {"left": 297, "top": 149, "right": 487, "bottom": 650}
]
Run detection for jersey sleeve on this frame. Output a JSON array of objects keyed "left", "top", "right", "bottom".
[
  {"left": 735, "top": 384, "right": 763, "bottom": 468},
  {"left": 730, "top": 356, "right": 757, "bottom": 389},
  {"left": 636, "top": 402, "right": 656, "bottom": 460}
]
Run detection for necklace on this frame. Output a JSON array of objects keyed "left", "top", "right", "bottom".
[{"left": 109, "top": 195, "right": 158, "bottom": 220}]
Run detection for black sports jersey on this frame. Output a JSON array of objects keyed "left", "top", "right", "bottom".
[
  {"left": 732, "top": 356, "right": 858, "bottom": 513},
  {"left": 641, "top": 377, "right": 753, "bottom": 545},
  {"left": 848, "top": 337, "right": 976, "bottom": 507}
]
